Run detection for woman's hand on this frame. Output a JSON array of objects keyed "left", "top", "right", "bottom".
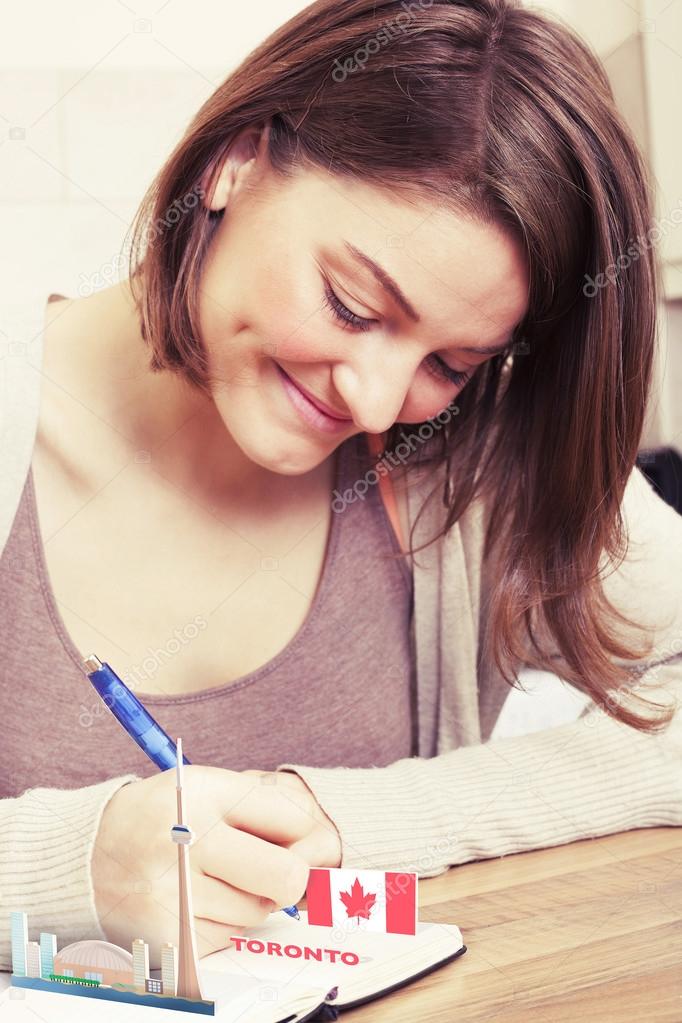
[
  {"left": 91, "top": 765, "right": 339, "bottom": 964},
  {"left": 242, "top": 768, "right": 342, "bottom": 869}
]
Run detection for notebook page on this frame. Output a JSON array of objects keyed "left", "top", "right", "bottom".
[
  {"left": 201, "top": 910, "right": 463, "bottom": 1005},
  {"left": 200, "top": 971, "right": 328, "bottom": 1023}
]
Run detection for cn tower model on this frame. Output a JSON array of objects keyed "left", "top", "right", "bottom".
[{"left": 171, "top": 737, "right": 204, "bottom": 1001}]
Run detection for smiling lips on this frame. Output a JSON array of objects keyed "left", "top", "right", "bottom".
[
  {"left": 275, "top": 362, "right": 353, "bottom": 434},
  {"left": 281, "top": 366, "right": 350, "bottom": 418}
]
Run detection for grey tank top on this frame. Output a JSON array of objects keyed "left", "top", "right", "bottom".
[{"left": 0, "top": 430, "right": 415, "bottom": 798}]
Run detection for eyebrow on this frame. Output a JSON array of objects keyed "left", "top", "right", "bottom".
[
  {"left": 458, "top": 339, "right": 514, "bottom": 356},
  {"left": 342, "top": 240, "right": 516, "bottom": 357}
]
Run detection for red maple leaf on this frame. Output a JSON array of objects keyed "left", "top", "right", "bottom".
[{"left": 339, "top": 878, "right": 376, "bottom": 922}]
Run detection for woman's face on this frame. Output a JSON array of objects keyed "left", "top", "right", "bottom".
[{"left": 197, "top": 148, "right": 529, "bottom": 475}]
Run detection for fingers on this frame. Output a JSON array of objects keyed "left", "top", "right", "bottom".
[
  {"left": 219, "top": 773, "right": 318, "bottom": 844},
  {"left": 241, "top": 769, "right": 304, "bottom": 788},
  {"left": 194, "top": 821, "right": 309, "bottom": 910},
  {"left": 190, "top": 766, "right": 315, "bottom": 845},
  {"left": 193, "top": 871, "right": 276, "bottom": 931},
  {"left": 287, "top": 826, "right": 341, "bottom": 868}
]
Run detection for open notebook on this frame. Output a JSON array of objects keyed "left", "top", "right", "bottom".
[
  {"left": 1, "top": 913, "right": 465, "bottom": 1021},
  {"left": 199, "top": 909, "right": 466, "bottom": 1022}
]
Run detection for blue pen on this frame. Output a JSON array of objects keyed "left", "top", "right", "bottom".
[{"left": 83, "top": 654, "right": 300, "bottom": 920}]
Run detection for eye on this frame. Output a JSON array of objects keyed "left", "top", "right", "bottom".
[
  {"left": 423, "top": 354, "right": 470, "bottom": 388},
  {"left": 322, "top": 276, "right": 471, "bottom": 389},
  {"left": 322, "top": 280, "right": 376, "bottom": 333}
]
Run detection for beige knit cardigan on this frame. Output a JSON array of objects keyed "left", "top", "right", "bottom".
[{"left": 1, "top": 295, "right": 681, "bottom": 970}]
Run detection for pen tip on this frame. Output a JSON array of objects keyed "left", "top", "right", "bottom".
[{"left": 83, "top": 654, "right": 102, "bottom": 673}]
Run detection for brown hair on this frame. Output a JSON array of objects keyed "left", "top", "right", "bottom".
[{"left": 127, "top": 0, "right": 671, "bottom": 731}]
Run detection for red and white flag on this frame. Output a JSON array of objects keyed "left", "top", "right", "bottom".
[{"left": 306, "top": 867, "right": 417, "bottom": 936}]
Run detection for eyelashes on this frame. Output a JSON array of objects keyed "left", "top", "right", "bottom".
[
  {"left": 321, "top": 279, "right": 470, "bottom": 388},
  {"left": 422, "top": 356, "right": 470, "bottom": 388},
  {"left": 322, "top": 279, "right": 375, "bottom": 332}
]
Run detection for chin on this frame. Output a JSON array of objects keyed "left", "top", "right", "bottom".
[{"left": 233, "top": 422, "right": 335, "bottom": 476}]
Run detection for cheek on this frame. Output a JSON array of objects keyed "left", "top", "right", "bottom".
[
  {"left": 260, "top": 311, "right": 334, "bottom": 366},
  {"left": 267, "top": 332, "right": 321, "bottom": 364},
  {"left": 201, "top": 290, "right": 323, "bottom": 373},
  {"left": 248, "top": 276, "right": 332, "bottom": 365},
  {"left": 397, "top": 381, "right": 461, "bottom": 424},
  {"left": 200, "top": 224, "right": 319, "bottom": 366}
]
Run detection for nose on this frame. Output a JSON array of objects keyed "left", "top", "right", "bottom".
[{"left": 332, "top": 340, "right": 419, "bottom": 434}]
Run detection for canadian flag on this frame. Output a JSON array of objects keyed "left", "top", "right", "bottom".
[{"left": 306, "top": 867, "right": 418, "bottom": 936}]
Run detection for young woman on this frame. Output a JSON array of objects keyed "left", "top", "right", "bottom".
[{"left": 1, "top": 0, "right": 681, "bottom": 969}]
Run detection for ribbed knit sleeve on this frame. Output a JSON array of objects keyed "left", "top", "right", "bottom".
[
  {"left": 277, "top": 661, "right": 682, "bottom": 877},
  {"left": 0, "top": 774, "right": 139, "bottom": 970}
]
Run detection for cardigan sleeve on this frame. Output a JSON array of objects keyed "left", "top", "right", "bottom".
[
  {"left": 276, "top": 466, "right": 682, "bottom": 876},
  {"left": 276, "top": 667, "right": 682, "bottom": 877},
  {"left": 0, "top": 774, "right": 139, "bottom": 971}
]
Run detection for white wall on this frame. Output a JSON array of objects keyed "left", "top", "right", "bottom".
[
  {"left": 0, "top": 2, "right": 305, "bottom": 69},
  {"left": 528, "top": 0, "right": 640, "bottom": 53}
]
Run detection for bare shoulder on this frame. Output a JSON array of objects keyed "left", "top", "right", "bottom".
[
  {"left": 35, "top": 291, "right": 103, "bottom": 481},
  {"left": 43, "top": 291, "right": 75, "bottom": 327},
  {"left": 42, "top": 292, "right": 80, "bottom": 359}
]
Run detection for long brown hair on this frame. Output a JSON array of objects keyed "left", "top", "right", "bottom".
[{"left": 127, "top": 0, "right": 670, "bottom": 731}]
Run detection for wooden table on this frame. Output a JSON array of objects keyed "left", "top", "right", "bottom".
[{"left": 338, "top": 827, "right": 682, "bottom": 1022}]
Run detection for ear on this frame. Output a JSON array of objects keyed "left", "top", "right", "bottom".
[{"left": 200, "top": 119, "right": 272, "bottom": 212}]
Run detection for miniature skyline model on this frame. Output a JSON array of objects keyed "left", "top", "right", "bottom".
[
  {"left": 172, "top": 736, "right": 204, "bottom": 1001},
  {"left": 9, "top": 736, "right": 215, "bottom": 1015}
]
